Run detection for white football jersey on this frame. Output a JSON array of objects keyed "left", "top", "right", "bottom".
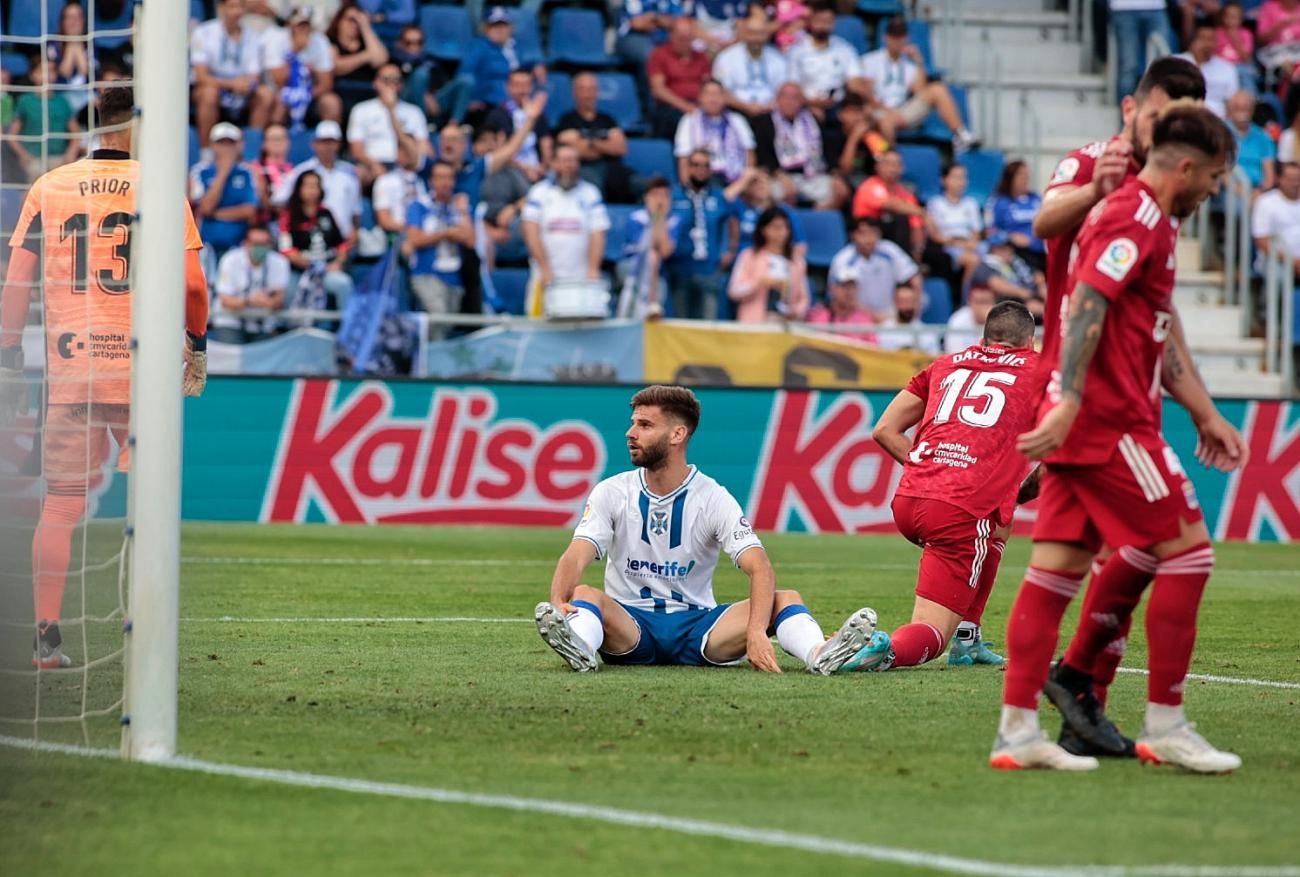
[{"left": 573, "top": 467, "right": 763, "bottom": 613}]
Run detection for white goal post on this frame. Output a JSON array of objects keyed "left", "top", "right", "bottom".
[{"left": 122, "top": 0, "right": 191, "bottom": 763}]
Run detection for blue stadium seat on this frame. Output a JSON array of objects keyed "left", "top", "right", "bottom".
[
  {"left": 93, "top": 0, "right": 134, "bottom": 50},
  {"left": 596, "top": 72, "right": 643, "bottom": 133},
  {"left": 188, "top": 126, "right": 200, "bottom": 168},
  {"left": 546, "top": 8, "right": 618, "bottom": 67},
  {"left": 793, "top": 209, "right": 846, "bottom": 268},
  {"left": 959, "top": 149, "right": 1004, "bottom": 206},
  {"left": 1, "top": 49, "right": 30, "bottom": 77},
  {"left": 604, "top": 204, "right": 636, "bottom": 263},
  {"left": 242, "top": 127, "right": 264, "bottom": 162},
  {"left": 922, "top": 277, "right": 953, "bottom": 324},
  {"left": 289, "top": 128, "right": 315, "bottom": 164},
  {"left": 5, "top": 0, "right": 64, "bottom": 40},
  {"left": 901, "top": 83, "right": 970, "bottom": 143},
  {"left": 833, "top": 15, "right": 869, "bottom": 54},
  {"left": 421, "top": 4, "right": 473, "bottom": 62},
  {"left": 875, "top": 19, "right": 935, "bottom": 72},
  {"left": 856, "top": 0, "right": 903, "bottom": 16},
  {"left": 543, "top": 72, "right": 574, "bottom": 125},
  {"left": 624, "top": 138, "right": 675, "bottom": 181},
  {"left": 508, "top": 7, "right": 543, "bottom": 66},
  {"left": 489, "top": 267, "right": 530, "bottom": 315},
  {"left": 190, "top": 0, "right": 207, "bottom": 23},
  {"left": 896, "top": 143, "right": 943, "bottom": 202}
]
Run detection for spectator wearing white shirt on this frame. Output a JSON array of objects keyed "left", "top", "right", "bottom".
[
  {"left": 785, "top": 2, "right": 869, "bottom": 113},
  {"left": 212, "top": 226, "right": 292, "bottom": 343},
  {"left": 265, "top": 5, "right": 342, "bottom": 129},
  {"left": 1177, "top": 23, "right": 1240, "bottom": 118},
  {"left": 273, "top": 121, "right": 363, "bottom": 239},
  {"left": 713, "top": 17, "right": 789, "bottom": 117},
  {"left": 862, "top": 17, "right": 977, "bottom": 152},
  {"left": 522, "top": 145, "right": 611, "bottom": 315},
  {"left": 1252, "top": 161, "right": 1300, "bottom": 272},
  {"left": 925, "top": 163, "right": 983, "bottom": 275},
  {"left": 403, "top": 162, "right": 476, "bottom": 336},
  {"left": 372, "top": 147, "right": 429, "bottom": 236},
  {"left": 943, "top": 283, "right": 995, "bottom": 353},
  {"left": 674, "top": 79, "right": 757, "bottom": 185},
  {"left": 828, "top": 216, "right": 921, "bottom": 319},
  {"left": 346, "top": 61, "right": 433, "bottom": 185},
  {"left": 751, "top": 81, "right": 847, "bottom": 210},
  {"left": 876, "top": 283, "right": 940, "bottom": 353},
  {"left": 191, "top": 0, "right": 273, "bottom": 148}
]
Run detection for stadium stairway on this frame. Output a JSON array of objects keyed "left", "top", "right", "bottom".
[{"left": 1173, "top": 237, "right": 1288, "bottom": 397}]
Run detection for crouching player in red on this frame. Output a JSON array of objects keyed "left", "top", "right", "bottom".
[
  {"left": 993, "top": 103, "right": 1241, "bottom": 773},
  {"left": 840, "top": 301, "right": 1042, "bottom": 673}
]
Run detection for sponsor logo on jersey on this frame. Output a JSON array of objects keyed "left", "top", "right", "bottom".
[
  {"left": 1052, "top": 157, "right": 1081, "bottom": 184},
  {"left": 626, "top": 558, "right": 696, "bottom": 578},
  {"left": 732, "top": 515, "right": 755, "bottom": 542},
  {"left": 579, "top": 502, "right": 593, "bottom": 525},
  {"left": 907, "top": 441, "right": 932, "bottom": 464},
  {"left": 261, "top": 382, "right": 606, "bottom": 525},
  {"left": 1096, "top": 237, "right": 1139, "bottom": 282}
]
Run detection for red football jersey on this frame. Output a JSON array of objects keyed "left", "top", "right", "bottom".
[
  {"left": 895, "top": 343, "right": 1043, "bottom": 522},
  {"left": 1041, "top": 137, "right": 1140, "bottom": 379},
  {"left": 1047, "top": 177, "right": 1177, "bottom": 466}
]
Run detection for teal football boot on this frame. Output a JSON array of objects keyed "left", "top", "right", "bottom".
[
  {"left": 839, "top": 630, "right": 894, "bottom": 672},
  {"left": 948, "top": 631, "right": 1005, "bottom": 666}
]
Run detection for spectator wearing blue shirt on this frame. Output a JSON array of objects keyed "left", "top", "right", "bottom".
[
  {"left": 404, "top": 162, "right": 476, "bottom": 337},
  {"left": 190, "top": 122, "right": 261, "bottom": 275},
  {"left": 618, "top": 176, "right": 686, "bottom": 317},
  {"left": 1227, "top": 89, "right": 1276, "bottom": 192},
  {"left": 728, "top": 167, "right": 807, "bottom": 257},
  {"left": 355, "top": 0, "right": 417, "bottom": 27},
  {"left": 984, "top": 159, "right": 1045, "bottom": 272},
  {"left": 668, "top": 148, "right": 751, "bottom": 319},
  {"left": 436, "top": 92, "right": 547, "bottom": 204},
  {"left": 459, "top": 7, "right": 545, "bottom": 115}
]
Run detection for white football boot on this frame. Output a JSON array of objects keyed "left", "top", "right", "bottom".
[
  {"left": 1136, "top": 722, "right": 1241, "bottom": 774},
  {"left": 534, "top": 602, "right": 598, "bottom": 672},
  {"left": 808, "top": 607, "right": 877, "bottom": 675},
  {"left": 989, "top": 731, "right": 1101, "bottom": 771}
]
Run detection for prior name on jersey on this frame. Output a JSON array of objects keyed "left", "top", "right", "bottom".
[
  {"left": 7, "top": 156, "right": 204, "bottom": 406},
  {"left": 895, "top": 343, "right": 1042, "bottom": 523},
  {"left": 1048, "top": 177, "right": 1177, "bottom": 466},
  {"left": 573, "top": 466, "right": 763, "bottom": 613}
]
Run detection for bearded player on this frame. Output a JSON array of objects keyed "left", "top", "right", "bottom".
[
  {"left": 992, "top": 103, "right": 1240, "bottom": 773},
  {"left": 1029, "top": 58, "right": 1248, "bottom": 759},
  {"left": 0, "top": 87, "right": 210, "bottom": 669},
  {"left": 839, "top": 301, "right": 1042, "bottom": 674},
  {"left": 535, "top": 385, "right": 877, "bottom": 674}
]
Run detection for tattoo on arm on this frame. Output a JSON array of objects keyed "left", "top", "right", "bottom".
[
  {"left": 1059, "top": 284, "right": 1110, "bottom": 405},
  {"left": 1162, "top": 341, "right": 1187, "bottom": 386}
]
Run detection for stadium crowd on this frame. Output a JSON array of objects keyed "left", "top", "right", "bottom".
[{"left": 0, "top": 0, "right": 1296, "bottom": 356}]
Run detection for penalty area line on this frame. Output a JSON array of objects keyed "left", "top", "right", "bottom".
[{"left": 0, "top": 735, "right": 1295, "bottom": 877}]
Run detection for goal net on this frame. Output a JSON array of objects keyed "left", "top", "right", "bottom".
[{"left": 0, "top": 0, "right": 188, "bottom": 759}]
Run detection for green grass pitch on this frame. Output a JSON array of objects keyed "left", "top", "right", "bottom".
[{"left": 1, "top": 523, "right": 1298, "bottom": 875}]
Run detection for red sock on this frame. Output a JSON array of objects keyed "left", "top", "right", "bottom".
[
  {"left": 961, "top": 538, "right": 1006, "bottom": 627},
  {"left": 1062, "top": 545, "right": 1156, "bottom": 679},
  {"left": 1091, "top": 614, "right": 1132, "bottom": 710},
  {"left": 889, "top": 622, "right": 947, "bottom": 667},
  {"left": 1146, "top": 543, "right": 1214, "bottom": 706},
  {"left": 32, "top": 493, "right": 87, "bottom": 625},
  {"left": 1002, "top": 567, "right": 1084, "bottom": 709}
]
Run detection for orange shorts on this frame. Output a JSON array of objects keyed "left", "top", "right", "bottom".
[{"left": 43, "top": 403, "right": 129, "bottom": 491}]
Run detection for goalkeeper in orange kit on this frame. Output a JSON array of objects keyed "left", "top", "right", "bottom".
[{"left": 0, "top": 87, "right": 210, "bottom": 668}]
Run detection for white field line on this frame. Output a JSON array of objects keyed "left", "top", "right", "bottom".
[
  {"left": 0, "top": 735, "right": 1295, "bottom": 877},
  {"left": 174, "top": 617, "right": 1300, "bottom": 690},
  {"left": 178, "top": 555, "right": 1300, "bottom": 577}
]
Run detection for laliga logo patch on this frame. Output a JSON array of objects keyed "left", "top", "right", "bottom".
[
  {"left": 1052, "top": 157, "right": 1080, "bottom": 184},
  {"left": 579, "top": 502, "right": 593, "bottom": 525},
  {"left": 649, "top": 509, "right": 669, "bottom": 536},
  {"left": 1096, "top": 237, "right": 1138, "bottom": 282}
]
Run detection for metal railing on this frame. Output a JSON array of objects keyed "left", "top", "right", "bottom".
[
  {"left": 976, "top": 28, "right": 1004, "bottom": 151},
  {"left": 1260, "top": 240, "right": 1297, "bottom": 391},
  {"left": 1220, "top": 167, "right": 1254, "bottom": 323}
]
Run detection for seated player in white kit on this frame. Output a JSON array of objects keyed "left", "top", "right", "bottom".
[{"left": 535, "top": 385, "right": 879, "bottom": 673}]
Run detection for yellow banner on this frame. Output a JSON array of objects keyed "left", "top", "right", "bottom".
[{"left": 643, "top": 320, "right": 932, "bottom": 389}]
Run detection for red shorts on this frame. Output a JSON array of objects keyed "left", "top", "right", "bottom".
[
  {"left": 1033, "top": 433, "right": 1203, "bottom": 552},
  {"left": 43, "top": 403, "right": 129, "bottom": 491},
  {"left": 891, "top": 494, "right": 1005, "bottom": 616}
]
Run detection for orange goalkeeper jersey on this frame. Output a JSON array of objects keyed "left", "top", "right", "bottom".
[{"left": 7, "top": 151, "right": 204, "bottom": 405}]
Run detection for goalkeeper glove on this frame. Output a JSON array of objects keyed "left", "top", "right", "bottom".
[
  {"left": 183, "top": 332, "right": 207, "bottom": 397},
  {"left": 0, "top": 347, "right": 29, "bottom": 428}
]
